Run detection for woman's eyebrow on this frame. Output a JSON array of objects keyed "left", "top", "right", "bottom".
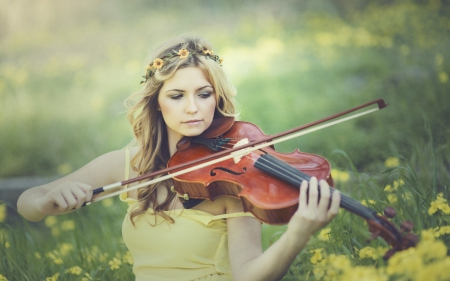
[{"left": 164, "top": 85, "right": 213, "bottom": 93}]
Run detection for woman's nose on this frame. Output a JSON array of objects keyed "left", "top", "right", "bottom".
[{"left": 185, "top": 96, "right": 198, "bottom": 114}]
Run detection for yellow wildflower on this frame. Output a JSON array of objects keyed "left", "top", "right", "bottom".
[
  {"left": 310, "top": 248, "right": 324, "bottom": 264},
  {"left": 331, "top": 169, "right": 350, "bottom": 183},
  {"left": 438, "top": 225, "right": 450, "bottom": 236},
  {"left": 387, "top": 194, "right": 397, "bottom": 204},
  {"left": 61, "top": 220, "right": 75, "bottom": 231},
  {"left": 416, "top": 257, "right": 450, "bottom": 281},
  {"left": 0, "top": 274, "right": 8, "bottom": 281},
  {"left": 328, "top": 254, "right": 351, "bottom": 270},
  {"left": 421, "top": 228, "right": 436, "bottom": 241},
  {"left": 359, "top": 246, "right": 378, "bottom": 260},
  {"left": 57, "top": 163, "right": 72, "bottom": 175},
  {"left": 312, "top": 267, "right": 325, "bottom": 279},
  {"left": 153, "top": 58, "right": 164, "bottom": 69},
  {"left": 81, "top": 273, "right": 93, "bottom": 281},
  {"left": 99, "top": 252, "right": 109, "bottom": 262},
  {"left": 45, "top": 273, "right": 59, "bottom": 281},
  {"left": 386, "top": 247, "right": 423, "bottom": 277},
  {"left": 46, "top": 251, "right": 63, "bottom": 265},
  {"left": 66, "top": 266, "right": 82, "bottom": 275},
  {"left": 323, "top": 268, "right": 338, "bottom": 280},
  {"left": 341, "top": 266, "right": 388, "bottom": 281},
  {"left": 0, "top": 203, "right": 6, "bottom": 222},
  {"left": 123, "top": 250, "right": 134, "bottom": 265},
  {"left": 101, "top": 197, "right": 114, "bottom": 208},
  {"left": 384, "top": 157, "right": 399, "bottom": 168},
  {"left": 317, "top": 228, "right": 331, "bottom": 241},
  {"left": 45, "top": 216, "right": 57, "bottom": 227},
  {"left": 439, "top": 71, "right": 448, "bottom": 83},
  {"left": 4, "top": 242, "right": 9, "bottom": 248},
  {"left": 417, "top": 238, "right": 447, "bottom": 262},
  {"left": 428, "top": 193, "right": 450, "bottom": 215},
  {"left": 360, "top": 199, "right": 375, "bottom": 206},
  {"left": 178, "top": 48, "right": 189, "bottom": 59},
  {"left": 109, "top": 257, "right": 122, "bottom": 270},
  {"left": 393, "top": 179, "right": 404, "bottom": 188},
  {"left": 59, "top": 243, "right": 74, "bottom": 256}
]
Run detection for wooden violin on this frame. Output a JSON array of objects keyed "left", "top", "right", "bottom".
[
  {"left": 87, "top": 99, "right": 418, "bottom": 259},
  {"left": 168, "top": 117, "right": 418, "bottom": 259}
]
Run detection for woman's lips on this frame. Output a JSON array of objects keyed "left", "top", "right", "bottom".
[{"left": 183, "top": 119, "right": 202, "bottom": 125}]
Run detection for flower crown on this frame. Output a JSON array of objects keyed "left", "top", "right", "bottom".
[{"left": 140, "top": 48, "right": 223, "bottom": 84}]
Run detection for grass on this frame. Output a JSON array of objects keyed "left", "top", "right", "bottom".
[
  {"left": 1, "top": 1, "right": 450, "bottom": 280},
  {"left": 1, "top": 133, "right": 449, "bottom": 280}
]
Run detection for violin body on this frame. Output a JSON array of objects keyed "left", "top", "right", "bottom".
[
  {"left": 168, "top": 121, "right": 333, "bottom": 225},
  {"left": 168, "top": 117, "right": 418, "bottom": 258}
]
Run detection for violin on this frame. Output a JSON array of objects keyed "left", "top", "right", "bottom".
[
  {"left": 87, "top": 99, "right": 418, "bottom": 259},
  {"left": 168, "top": 117, "right": 418, "bottom": 259}
]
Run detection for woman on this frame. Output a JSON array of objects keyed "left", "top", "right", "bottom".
[{"left": 17, "top": 35, "right": 340, "bottom": 281}]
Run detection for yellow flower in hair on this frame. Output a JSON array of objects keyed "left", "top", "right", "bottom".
[
  {"left": 203, "top": 49, "right": 214, "bottom": 55},
  {"left": 178, "top": 48, "right": 189, "bottom": 59},
  {"left": 153, "top": 58, "right": 164, "bottom": 69}
]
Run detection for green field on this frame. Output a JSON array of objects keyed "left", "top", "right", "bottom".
[{"left": 1, "top": 1, "right": 449, "bottom": 280}]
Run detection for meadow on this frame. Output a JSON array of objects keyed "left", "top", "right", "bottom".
[{"left": 1, "top": 0, "right": 449, "bottom": 280}]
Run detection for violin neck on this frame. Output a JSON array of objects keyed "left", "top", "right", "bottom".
[{"left": 254, "top": 153, "right": 378, "bottom": 221}]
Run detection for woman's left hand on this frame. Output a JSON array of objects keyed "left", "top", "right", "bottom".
[{"left": 285, "top": 177, "right": 341, "bottom": 244}]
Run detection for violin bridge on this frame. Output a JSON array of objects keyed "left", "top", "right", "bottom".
[{"left": 232, "top": 138, "right": 249, "bottom": 164}]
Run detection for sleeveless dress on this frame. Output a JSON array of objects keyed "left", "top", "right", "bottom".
[{"left": 120, "top": 148, "right": 254, "bottom": 281}]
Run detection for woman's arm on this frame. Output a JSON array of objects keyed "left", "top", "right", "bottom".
[
  {"left": 17, "top": 149, "right": 127, "bottom": 222},
  {"left": 227, "top": 177, "right": 340, "bottom": 281}
]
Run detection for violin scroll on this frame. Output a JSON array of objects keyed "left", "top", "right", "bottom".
[{"left": 366, "top": 206, "right": 418, "bottom": 260}]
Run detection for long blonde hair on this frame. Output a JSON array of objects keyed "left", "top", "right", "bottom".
[{"left": 125, "top": 35, "right": 238, "bottom": 224}]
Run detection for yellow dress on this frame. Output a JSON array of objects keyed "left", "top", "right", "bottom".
[{"left": 120, "top": 149, "right": 253, "bottom": 281}]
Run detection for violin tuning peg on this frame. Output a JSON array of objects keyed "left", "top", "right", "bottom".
[
  {"left": 401, "top": 220, "right": 414, "bottom": 233},
  {"left": 384, "top": 207, "right": 396, "bottom": 218},
  {"left": 366, "top": 229, "right": 380, "bottom": 243}
]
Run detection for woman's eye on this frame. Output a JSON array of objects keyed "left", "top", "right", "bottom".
[
  {"left": 199, "top": 92, "right": 213, "bottom": 99},
  {"left": 170, "top": 94, "right": 183, "bottom": 100}
]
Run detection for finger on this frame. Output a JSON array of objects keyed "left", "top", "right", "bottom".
[
  {"left": 327, "top": 190, "right": 341, "bottom": 221},
  {"left": 51, "top": 192, "right": 68, "bottom": 211},
  {"left": 299, "top": 180, "right": 308, "bottom": 211},
  {"left": 61, "top": 188, "right": 78, "bottom": 211},
  {"left": 72, "top": 188, "right": 88, "bottom": 209},
  {"left": 318, "top": 179, "right": 331, "bottom": 212},
  {"left": 77, "top": 183, "right": 93, "bottom": 202},
  {"left": 307, "top": 177, "right": 319, "bottom": 208}
]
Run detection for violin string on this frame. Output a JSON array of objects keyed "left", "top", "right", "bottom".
[
  {"left": 93, "top": 107, "right": 384, "bottom": 204},
  {"left": 254, "top": 154, "right": 378, "bottom": 221}
]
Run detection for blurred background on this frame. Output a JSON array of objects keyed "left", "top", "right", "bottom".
[{"left": 1, "top": 0, "right": 449, "bottom": 181}]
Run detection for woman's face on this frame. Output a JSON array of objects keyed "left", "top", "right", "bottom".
[{"left": 158, "top": 67, "right": 217, "bottom": 145}]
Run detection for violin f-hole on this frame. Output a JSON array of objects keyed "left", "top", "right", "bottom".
[{"left": 210, "top": 167, "right": 247, "bottom": 176}]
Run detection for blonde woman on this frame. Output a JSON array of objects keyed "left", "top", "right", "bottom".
[{"left": 17, "top": 35, "right": 340, "bottom": 281}]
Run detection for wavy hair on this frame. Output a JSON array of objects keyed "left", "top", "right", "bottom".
[{"left": 124, "top": 35, "right": 238, "bottom": 224}]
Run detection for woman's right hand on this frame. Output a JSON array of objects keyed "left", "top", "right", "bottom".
[{"left": 35, "top": 181, "right": 93, "bottom": 216}]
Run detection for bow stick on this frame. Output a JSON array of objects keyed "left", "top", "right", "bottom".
[{"left": 86, "top": 99, "right": 388, "bottom": 204}]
